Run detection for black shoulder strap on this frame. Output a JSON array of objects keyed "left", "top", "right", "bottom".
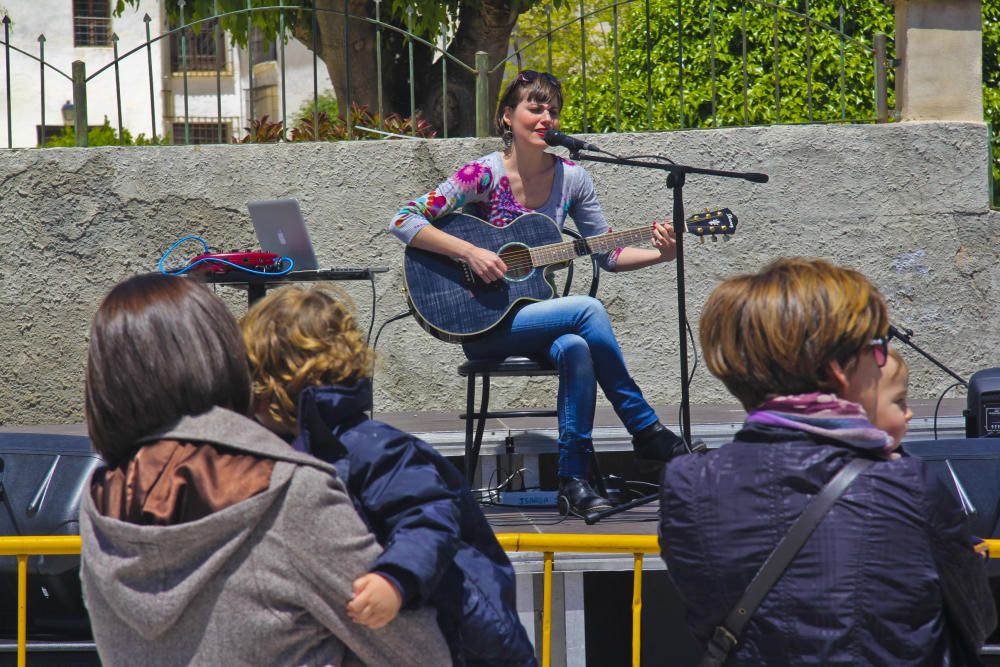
[{"left": 700, "top": 457, "right": 876, "bottom": 667}]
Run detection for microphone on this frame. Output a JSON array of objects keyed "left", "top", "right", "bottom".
[
  {"left": 888, "top": 324, "right": 911, "bottom": 340},
  {"left": 543, "top": 129, "right": 602, "bottom": 153}
]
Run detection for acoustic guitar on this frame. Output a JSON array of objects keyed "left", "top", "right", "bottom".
[{"left": 403, "top": 208, "right": 737, "bottom": 343}]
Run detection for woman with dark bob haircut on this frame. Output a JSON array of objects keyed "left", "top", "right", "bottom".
[
  {"left": 80, "top": 274, "right": 450, "bottom": 667},
  {"left": 659, "top": 257, "right": 994, "bottom": 666}
]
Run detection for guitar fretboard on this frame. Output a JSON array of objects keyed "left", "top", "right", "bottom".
[{"left": 528, "top": 225, "right": 656, "bottom": 267}]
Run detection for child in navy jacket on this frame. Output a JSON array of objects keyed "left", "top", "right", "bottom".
[{"left": 241, "top": 286, "right": 536, "bottom": 667}]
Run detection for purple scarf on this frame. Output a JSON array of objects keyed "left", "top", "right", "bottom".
[{"left": 747, "top": 392, "right": 895, "bottom": 456}]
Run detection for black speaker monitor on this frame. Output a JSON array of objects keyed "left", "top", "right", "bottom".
[
  {"left": 904, "top": 439, "right": 1000, "bottom": 534},
  {"left": 0, "top": 433, "right": 102, "bottom": 638},
  {"left": 906, "top": 437, "right": 1000, "bottom": 653},
  {"left": 966, "top": 368, "right": 1000, "bottom": 438}
]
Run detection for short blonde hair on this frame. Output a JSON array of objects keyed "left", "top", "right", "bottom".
[
  {"left": 241, "top": 286, "right": 375, "bottom": 430},
  {"left": 700, "top": 257, "right": 889, "bottom": 411}
]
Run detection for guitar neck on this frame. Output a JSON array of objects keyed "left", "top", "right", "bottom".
[{"left": 529, "top": 226, "right": 655, "bottom": 267}]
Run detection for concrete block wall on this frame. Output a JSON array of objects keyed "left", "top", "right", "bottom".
[{"left": 0, "top": 122, "right": 996, "bottom": 425}]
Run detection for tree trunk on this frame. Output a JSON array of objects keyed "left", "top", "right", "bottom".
[
  {"left": 292, "top": 0, "right": 389, "bottom": 127},
  {"left": 294, "top": 0, "right": 535, "bottom": 138},
  {"left": 431, "top": 0, "right": 522, "bottom": 137}
]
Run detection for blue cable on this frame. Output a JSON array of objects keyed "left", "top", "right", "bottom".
[
  {"left": 158, "top": 235, "right": 208, "bottom": 274},
  {"left": 158, "top": 235, "right": 294, "bottom": 276}
]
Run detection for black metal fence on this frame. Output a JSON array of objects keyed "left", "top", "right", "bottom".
[{"left": 0, "top": 1, "right": 892, "bottom": 148}]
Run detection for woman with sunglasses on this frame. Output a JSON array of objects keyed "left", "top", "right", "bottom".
[
  {"left": 390, "top": 70, "right": 686, "bottom": 516},
  {"left": 659, "top": 257, "right": 994, "bottom": 665}
]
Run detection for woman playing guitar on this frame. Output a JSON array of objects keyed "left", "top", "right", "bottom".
[{"left": 389, "top": 70, "right": 687, "bottom": 516}]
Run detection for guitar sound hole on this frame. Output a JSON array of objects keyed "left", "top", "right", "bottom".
[{"left": 498, "top": 243, "right": 533, "bottom": 282}]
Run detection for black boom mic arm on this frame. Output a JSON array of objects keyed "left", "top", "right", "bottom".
[{"left": 543, "top": 129, "right": 602, "bottom": 153}]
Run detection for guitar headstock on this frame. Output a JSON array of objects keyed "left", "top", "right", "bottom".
[{"left": 685, "top": 208, "right": 737, "bottom": 242}]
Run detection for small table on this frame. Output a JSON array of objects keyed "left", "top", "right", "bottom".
[{"left": 199, "top": 267, "right": 390, "bottom": 306}]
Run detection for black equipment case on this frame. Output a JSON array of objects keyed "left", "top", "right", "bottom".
[{"left": 0, "top": 432, "right": 102, "bottom": 638}]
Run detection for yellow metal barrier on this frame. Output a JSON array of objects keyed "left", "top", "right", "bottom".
[
  {"left": 0, "top": 533, "right": 657, "bottom": 667},
  {"left": 2, "top": 534, "right": 998, "bottom": 667},
  {"left": 0, "top": 536, "right": 82, "bottom": 667},
  {"left": 496, "top": 533, "right": 659, "bottom": 667}
]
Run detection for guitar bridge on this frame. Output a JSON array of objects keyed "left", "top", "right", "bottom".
[
  {"left": 456, "top": 260, "right": 507, "bottom": 290},
  {"left": 458, "top": 261, "right": 476, "bottom": 288}
]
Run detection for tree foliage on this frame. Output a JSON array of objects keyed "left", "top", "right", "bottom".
[
  {"left": 43, "top": 117, "right": 166, "bottom": 147},
  {"left": 516, "top": 0, "right": 995, "bottom": 203},
  {"left": 512, "top": 1, "right": 616, "bottom": 104},
  {"left": 118, "top": 0, "right": 565, "bottom": 137},
  {"left": 292, "top": 88, "right": 339, "bottom": 128},
  {"left": 120, "top": 0, "right": 551, "bottom": 45},
  {"left": 984, "top": 0, "right": 1000, "bottom": 205},
  {"left": 516, "top": 0, "right": 893, "bottom": 133}
]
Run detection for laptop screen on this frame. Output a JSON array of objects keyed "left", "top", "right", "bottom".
[{"left": 247, "top": 199, "right": 320, "bottom": 271}]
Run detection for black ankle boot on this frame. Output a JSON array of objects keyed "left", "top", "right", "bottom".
[
  {"left": 632, "top": 422, "right": 688, "bottom": 463},
  {"left": 557, "top": 477, "right": 613, "bottom": 517}
]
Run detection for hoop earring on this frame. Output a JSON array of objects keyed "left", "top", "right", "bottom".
[{"left": 501, "top": 127, "right": 513, "bottom": 153}]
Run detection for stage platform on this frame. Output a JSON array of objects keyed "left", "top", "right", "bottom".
[
  {"left": 0, "top": 397, "right": 966, "bottom": 447},
  {"left": 0, "top": 396, "right": 968, "bottom": 574},
  {"left": 378, "top": 397, "right": 967, "bottom": 455}
]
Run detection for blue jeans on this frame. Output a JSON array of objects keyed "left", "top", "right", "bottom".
[{"left": 462, "top": 296, "right": 659, "bottom": 478}]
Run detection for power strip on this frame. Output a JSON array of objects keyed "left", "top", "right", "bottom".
[{"left": 498, "top": 491, "right": 558, "bottom": 507}]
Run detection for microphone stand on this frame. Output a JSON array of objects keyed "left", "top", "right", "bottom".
[
  {"left": 888, "top": 324, "right": 967, "bottom": 386},
  {"left": 566, "top": 149, "right": 767, "bottom": 524}
]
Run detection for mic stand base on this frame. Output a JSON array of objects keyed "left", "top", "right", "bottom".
[{"left": 585, "top": 491, "right": 659, "bottom": 525}]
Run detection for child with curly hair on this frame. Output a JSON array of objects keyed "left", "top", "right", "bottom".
[{"left": 242, "top": 286, "right": 536, "bottom": 667}]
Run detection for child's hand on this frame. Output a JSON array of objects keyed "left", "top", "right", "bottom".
[
  {"left": 974, "top": 540, "right": 990, "bottom": 560},
  {"left": 347, "top": 573, "right": 403, "bottom": 629}
]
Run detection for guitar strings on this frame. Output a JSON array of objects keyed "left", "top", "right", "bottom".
[
  {"left": 475, "top": 212, "right": 729, "bottom": 274},
  {"left": 500, "top": 236, "right": 649, "bottom": 271},
  {"left": 496, "top": 227, "right": 657, "bottom": 273}
]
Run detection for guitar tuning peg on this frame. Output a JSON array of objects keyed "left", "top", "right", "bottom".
[
  {"left": 723, "top": 235, "right": 731, "bottom": 241},
  {"left": 711, "top": 235, "right": 718, "bottom": 242},
  {"left": 699, "top": 236, "right": 705, "bottom": 245}
]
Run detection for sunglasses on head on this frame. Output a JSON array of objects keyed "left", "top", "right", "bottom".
[{"left": 516, "top": 70, "right": 561, "bottom": 88}]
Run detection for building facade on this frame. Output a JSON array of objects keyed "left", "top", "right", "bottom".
[{"left": 0, "top": 0, "right": 333, "bottom": 147}]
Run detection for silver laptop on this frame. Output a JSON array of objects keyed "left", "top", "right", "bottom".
[{"left": 247, "top": 199, "right": 319, "bottom": 271}]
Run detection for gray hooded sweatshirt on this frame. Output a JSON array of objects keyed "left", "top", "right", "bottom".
[{"left": 80, "top": 407, "right": 451, "bottom": 667}]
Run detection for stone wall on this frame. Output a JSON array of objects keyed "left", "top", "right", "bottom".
[{"left": 1, "top": 122, "right": 996, "bottom": 424}]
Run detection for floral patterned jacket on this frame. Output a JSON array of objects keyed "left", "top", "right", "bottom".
[{"left": 388, "top": 151, "right": 622, "bottom": 270}]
